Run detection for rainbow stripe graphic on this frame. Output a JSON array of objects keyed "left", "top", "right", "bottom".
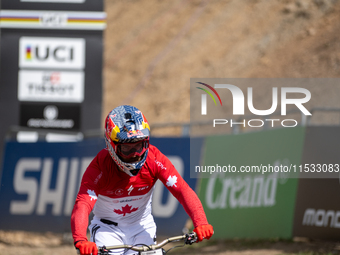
[
  {"left": 0, "top": 16, "right": 105, "bottom": 24},
  {"left": 0, "top": 10, "right": 106, "bottom": 30},
  {"left": 196, "top": 82, "right": 222, "bottom": 106},
  {"left": 1, "top": 16, "right": 39, "bottom": 23}
]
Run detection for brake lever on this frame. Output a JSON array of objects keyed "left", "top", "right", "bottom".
[
  {"left": 98, "top": 246, "right": 110, "bottom": 255},
  {"left": 184, "top": 232, "right": 197, "bottom": 245}
]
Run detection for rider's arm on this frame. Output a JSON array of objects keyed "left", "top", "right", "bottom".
[
  {"left": 71, "top": 153, "right": 102, "bottom": 243},
  {"left": 150, "top": 146, "right": 208, "bottom": 228}
]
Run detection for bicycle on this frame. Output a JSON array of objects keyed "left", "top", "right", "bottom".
[{"left": 95, "top": 232, "right": 197, "bottom": 255}]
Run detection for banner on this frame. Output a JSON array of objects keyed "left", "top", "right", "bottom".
[
  {"left": 1, "top": 0, "right": 103, "bottom": 12},
  {"left": 0, "top": 0, "right": 105, "bottom": 174},
  {"left": 197, "top": 127, "right": 305, "bottom": 239},
  {"left": 293, "top": 127, "right": 340, "bottom": 239},
  {"left": 0, "top": 137, "right": 199, "bottom": 236}
]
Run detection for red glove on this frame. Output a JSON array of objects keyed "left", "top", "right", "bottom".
[
  {"left": 75, "top": 241, "right": 98, "bottom": 255},
  {"left": 193, "top": 224, "right": 214, "bottom": 242}
]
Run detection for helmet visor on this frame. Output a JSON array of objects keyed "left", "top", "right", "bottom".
[{"left": 117, "top": 140, "right": 148, "bottom": 159}]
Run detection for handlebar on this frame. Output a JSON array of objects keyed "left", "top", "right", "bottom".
[{"left": 98, "top": 232, "right": 197, "bottom": 253}]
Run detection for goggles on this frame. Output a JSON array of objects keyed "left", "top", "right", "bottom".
[{"left": 116, "top": 140, "right": 149, "bottom": 159}]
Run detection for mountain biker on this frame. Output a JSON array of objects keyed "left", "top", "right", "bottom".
[{"left": 71, "top": 105, "right": 214, "bottom": 255}]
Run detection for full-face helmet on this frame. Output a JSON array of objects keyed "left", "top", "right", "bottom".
[{"left": 104, "top": 105, "right": 150, "bottom": 176}]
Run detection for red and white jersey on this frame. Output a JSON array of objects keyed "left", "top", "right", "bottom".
[{"left": 71, "top": 145, "right": 208, "bottom": 243}]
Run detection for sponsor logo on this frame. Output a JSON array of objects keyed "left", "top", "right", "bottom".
[
  {"left": 138, "top": 186, "right": 149, "bottom": 191},
  {"left": 127, "top": 185, "right": 134, "bottom": 195},
  {"left": 18, "top": 70, "right": 84, "bottom": 103},
  {"left": 127, "top": 130, "right": 143, "bottom": 138},
  {"left": 115, "top": 189, "right": 124, "bottom": 196},
  {"left": 27, "top": 105, "right": 75, "bottom": 129},
  {"left": 114, "top": 204, "right": 138, "bottom": 216},
  {"left": 303, "top": 208, "right": 340, "bottom": 228},
  {"left": 94, "top": 172, "right": 102, "bottom": 185},
  {"left": 39, "top": 13, "right": 67, "bottom": 27},
  {"left": 105, "top": 118, "right": 114, "bottom": 137},
  {"left": 205, "top": 172, "right": 279, "bottom": 209},
  {"left": 119, "top": 198, "right": 142, "bottom": 203},
  {"left": 9, "top": 157, "right": 93, "bottom": 216},
  {"left": 155, "top": 159, "right": 167, "bottom": 170},
  {"left": 44, "top": 105, "right": 58, "bottom": 120},
  {"left": 26, "top": 45, "right": 32, "bottom": 60},
  {"left": 19, "top": 37, "right": 85, "bottom": 69}
]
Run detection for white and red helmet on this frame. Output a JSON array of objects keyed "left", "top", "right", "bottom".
[{"left": 104, "top": 105, "right": 150, "bottom": 176}]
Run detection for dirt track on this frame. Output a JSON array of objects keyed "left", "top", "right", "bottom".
[{"left": 1, "top": 231, "right": 340, "bottom": 255}]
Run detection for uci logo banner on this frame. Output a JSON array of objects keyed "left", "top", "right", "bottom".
[{"left": 19, "top": 37, "right": 85, "bottom": 69}]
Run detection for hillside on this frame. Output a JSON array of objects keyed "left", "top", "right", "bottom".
[{"left": 103, "top": 0, "right": 340, "bottom": 136}]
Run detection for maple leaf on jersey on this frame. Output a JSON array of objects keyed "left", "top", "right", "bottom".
[
  {"left": 166, "top": 175, "right": 178, "bottom": 187},
  {"left": 87, "top": 189, "right": 97, "bottom": 201},
  {"left": 114, "top": 204, "right": 138, "bottom": 216}
]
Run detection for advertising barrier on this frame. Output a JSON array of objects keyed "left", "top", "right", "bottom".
[
  {"left": 0, "top": 137, "right": 199, "bottom": 236},
  {"left": 2, "top": 126, "right": 340, "bottom": 239},
  {"left": 293, "top": 127, "right": 340, "bottom": 240},
  {"left": 197, "top": 127, "right": 306, "bottom": 239}
]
